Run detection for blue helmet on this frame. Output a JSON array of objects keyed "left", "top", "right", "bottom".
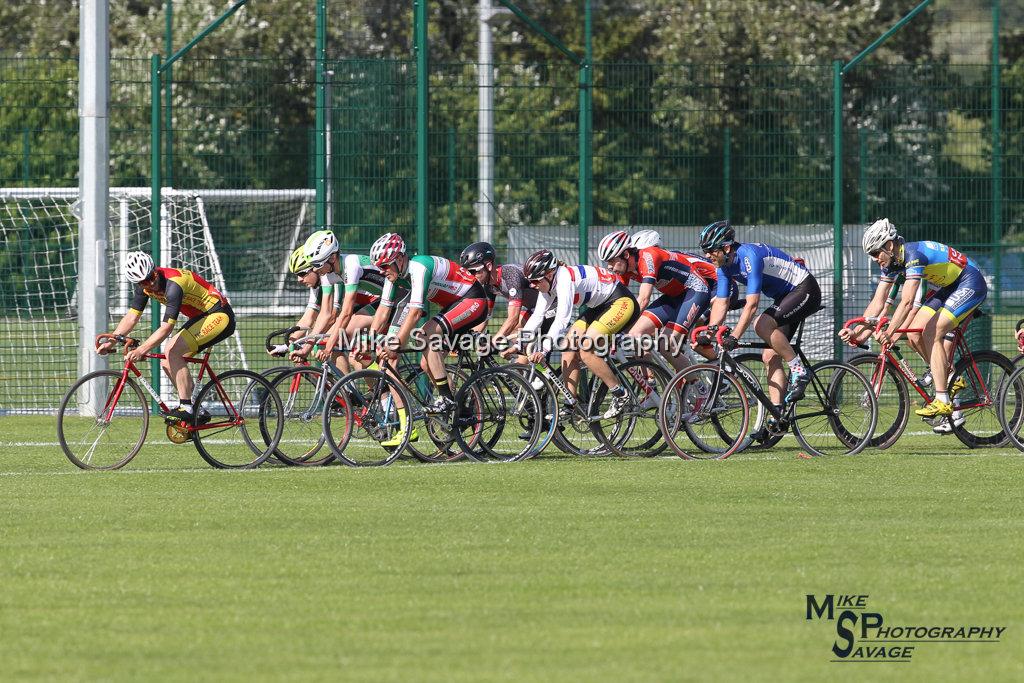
[{"left": 699, "top": 220, "right": 735, "bottom": 252}]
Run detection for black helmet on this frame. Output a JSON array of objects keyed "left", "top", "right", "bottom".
[
  {"left": 523, "top": 249, "right": 558, "bottom": 280},
  {"left": 460, "top": 241, "right": 496, "bottom": 269},
  {"left": 699, "top": 220, "right": 736, "bottom": 252}
]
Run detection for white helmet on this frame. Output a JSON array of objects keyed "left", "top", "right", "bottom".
[
  {"left": 370, "top": 232, "right": 406, "bottom": 267},
  {"left": 598, "top": 230, "right": 632, "bottom": 262},
  {"left": 304, "top": 230, "right": 339, "bottom": 265},
  {"left": 630, "top": 229, "right": 662, "bottom": 249},
  {"left": 863, "top": 218, "right": 898, "bottom": 254},
  {"left": 124, "top": 251, "right": 154, "bottom": 283}
]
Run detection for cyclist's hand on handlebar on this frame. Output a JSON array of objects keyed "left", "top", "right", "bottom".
[
  {"left": 528, "top": 350, "right": 545, "bottom": 364},
  {"left": 268, "top": 343, "right": 289, "bottom": 357},
  {"left": 837, "top": 328, "right": 853, "bottom": 342},
  {"left": 721, "top": 334, "right": 739, "bottom": 352},
  {"left": 1016, "top": 329, "right": 1024, "bottom": 354},
  {"left": 124, "top": 347, "right": 145, "bottom": 364}
]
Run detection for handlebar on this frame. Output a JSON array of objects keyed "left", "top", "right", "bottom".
[
  {"left": 265, "top": 326, "right": 302, "bottom": 353},
  {"left": 95, "top": 333, "right": 139, "bottom": 349}
]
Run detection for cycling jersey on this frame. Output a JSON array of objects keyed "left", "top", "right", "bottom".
[
  {"left": 522, "top": 264, "right": 623, "bottom": 347},
  {"left": 881, "top": 241, "right": 981, "bottom": 288},
  {"left": 305, "top": 271, "right": 342, "bottom": 311},
  {"left": 129, "top": 267, "right": 227, "bottom": 325},
  {"left": 714, "top": 243, "right": 809, "bottom": 301},
  {"left": 626, "top": 247, "right": 716, "bottom": 296},
  {"left": 379, "top": 255, "right": 483, "bottom": 310},
  {"left": 341, "top": 254, "right": 386, "bottom": 308},
  {"left": 487, "top": 263, "right": 529, "bottom": 308}
]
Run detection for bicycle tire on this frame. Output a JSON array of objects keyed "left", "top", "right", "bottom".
[
  {"left": 504, "top": 364, "right": 560, "bottom": 458},
  {"left": 659, "top": 364, "right": 750, "bottom": 460},
  {"left": 57, "top": 370, "right": 149, "bottom": 470},
  {"left": 398, "top": 361, "right": 472, "bottom": 463},
  {"left": 996, "top": 362, "right": 1024, "bottom": 452},
  {"left": 846, "top": 353, "right": 911, "bottom": 450},
  {"left": 265, "top": 366, "right": 335, "bottom": 466},
  {"left": 729, "top": 352, "right": 779, "bottom": 450},
  {"left": 591, "top": 358, "right": 671, "bottom": 457},
  {"left": 791, "top": 360, "right": 877, "bottom": 457},
  {"left": 454, "top": 366, "right": 544, "bottom": 462},
  {"left": 949, "top": 350, "right": 1015, "bottom": 448},
  {"left": 192, "top": 370, "right": 283, "bottom": 469},
  {"left": 322, "top": 369, "right": 407, "bottom": 466}
]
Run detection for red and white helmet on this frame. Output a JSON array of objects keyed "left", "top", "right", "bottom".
[
  {"left": 598, "top": 230, "right": 631, "bottom": 262},
  {"left": 370, "top": 232, "right": 406, "bottom": 267}
]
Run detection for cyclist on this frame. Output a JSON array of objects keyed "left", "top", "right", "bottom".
[
  {"left": 518, "top": 249, "right": 640, "bottom": 419},
  {"left": 311, "top": 240, "right": 400, "bottom": 373},
  {"left": 598, "top": 229, "right": 717, "bottom": 370},
  {"left": 369, "top": 233, "right": 490, "bottom": 445},
  {"left": 265, "top": 247, "right": 333, "bottom": 358},
  {"left": 285, "top": 230, "right": 342, "bottom": 363},
  {"left": 700, "top": 220, "right": 821, "bottom": 408},
  {"left": 459, "top": 241, "right": 532, "bottom": 349},
  {"left": 97, "top": 251, "right": 235, "bottom": 424},
  {"left": 844, "top": 218, "right": 987, "bottom": 421}
]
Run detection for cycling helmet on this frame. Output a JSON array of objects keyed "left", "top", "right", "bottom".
[
  {"left": 698, "top": 220, "right": 735, "bottom": 252},
  {"left": 598, "top": 230, "right": 632, "bottom": 262},
  {"left": 630, "top": 229, "right": 662, "bottom": 249},
  {"left": 304, "top": 230, "right": 339, "bottom": 265},
  {"left": 124, "top": 251, "right": 155, "bottom": 283},
  {"left": 370, "top": 232, "right": 406, "bottom": 267},
  {"left": 460, "top": 241, "right": 497, "bottom": 269},
  {"left": 863, "top": 218, "right": 898, "bottom": 254},
  {"left": 288, "top": 246, "right": 314, "bottom": 274},
  {"left": 523, "top": 249, "right": 558, "bottom": 280}
]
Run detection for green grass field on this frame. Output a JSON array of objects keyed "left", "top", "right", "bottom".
[{"left": 2, "top": 415, "right": 1022, "bottom": 681}]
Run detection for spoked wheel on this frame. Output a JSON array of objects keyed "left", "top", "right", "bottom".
[
  {"left": 504, "top": 364, "right": 560, "bottom": 458},
  {"left": 659, "top": 364, "right": 750, "bottom": 460},
  {"left": 552, "top": 370, "right": 614, "bottom": 457},
  {"left": 57, "top": 370, "right": 149, "bottom": 470},
  {"left": 791, "top": 361, "right": 877, "bottom": 457},
  {"left": 728, "top": 352, "right": 778, "bottom": 450},
  {"left": 591, "top": 359, "right": 672, "bottom": 457},
  {"left": 454, "top": 367, "right": 543, "bottom": 462},
  {"left": 997, "top": 362, "right": 1024, "bottom": 452},
  {"left": 322, "top": 369, "right": 407, "bottom": 467},
  {"left": 265, "top": 367, "right": 336, "bottom": 466},
  {"left": 846, "top": 353, "right": 911, "bottom": 450},
  {"left": 192, "top": 370, "right": 283, "bottom": 469},
  {"left": 949, "top": 351, "right": 1016, "bottom": 448},
  {"left": 400, "top": 363, "right": 471, "bottom": 463}
]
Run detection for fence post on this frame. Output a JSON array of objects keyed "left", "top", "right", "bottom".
[
  {"left": 448, "top": 127, "right": 457, "bottom": 250},
  {"left": 21, "top": 128, "right": 30, "bottom": 182},
  {"left": 858, "top": 127, "right": 867, "bottom": 225},
  {"left": 315, "top": 0, "right": 327, "bottom": 229},
  {"left": 415, "top": 0, "right": 429, "bottom": 255},
  {"left": 164, "top": 0, "right": 173, "bottom": 185},
  {"left": 832, "top": 61, "right": 844, "bottom": 360},
  {"left": 150, "top": 54, "right": 163, "bottom": 397},
  {"left": 723, "top": 127, "right": 731, "bottom": 221},
  {"left": 577, "top": 0, "right": 592, "bottom": 265},
  {"left": 992, "top": 0, "right": 1002, "bottom": 314}
]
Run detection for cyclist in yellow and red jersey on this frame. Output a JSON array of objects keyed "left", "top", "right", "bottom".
[
  {"left": 368, "top": 233, "right": 490, "bottom": 445},
  {"left": 598, "top": 229, "right": 718, "bottom": 370},
  {"left": 97, "top": 251, "right": 235, "bottom": 424}
]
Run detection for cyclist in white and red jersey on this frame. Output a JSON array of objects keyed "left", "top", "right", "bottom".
[
  {"left": 598, "top": 229, "right": 717, "bottom": 370},
  {"left": 369, "top": 233, "right": 490, "bottom": 445},
  {"left": 518, "top": 249, "right": 640, "bottom": 419}
]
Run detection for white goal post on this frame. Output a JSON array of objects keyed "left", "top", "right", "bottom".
[{"left": 0, "top": 187, "right": 314, "bottom": 413}]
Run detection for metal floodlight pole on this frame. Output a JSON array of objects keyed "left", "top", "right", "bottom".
[
  {"left": 315, "top": 0, "right": 327, "bottom": 229},
  {"left": 79, "top": 0, "right": 111, "bottom": 412},
  {"left": 478, "top": 0, "right": 496, "bottom": 246},
  {"left": 415, "top": 0, "right": 429, "bottom": 255},
  {"left": 992, "top": 0, "right": 1002, "bottom": 313}
]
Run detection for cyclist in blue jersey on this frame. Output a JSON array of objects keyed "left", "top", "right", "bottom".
[
  {"left": 700, "top": 220, "right": 822, "bottom": 409},
  {"left": 844, "top": 218, "right": 987, "bottom": 421}
]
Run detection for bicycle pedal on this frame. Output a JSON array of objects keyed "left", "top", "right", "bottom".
[{"left": 165, "top": 423, "right": 190, "bottom": 444}]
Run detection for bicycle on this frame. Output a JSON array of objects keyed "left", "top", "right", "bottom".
[
  {"left": 57, "top": 334, "right": 284, "bottom": 470},
  {"left": 842, "top": 313, "right": 1014, "bottom": 449},
  {"left": 659, "top": 323, "right": 878, "bottom": 459}
]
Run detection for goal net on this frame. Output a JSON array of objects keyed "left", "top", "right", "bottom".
[{"left": 0, "top": 187, "right": 315, "bottom": 413}]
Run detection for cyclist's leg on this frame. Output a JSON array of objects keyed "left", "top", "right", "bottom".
[
  {"left": 174, "top": 306, "right": 235, "bottom": 401},
  {"left": 755, "top": 277, "right": 820, "bottom": 402},
  {"left": 932, "top": 271, "right": 987, "bottom": 394},
  {"left": 666, "top": 288, "right": 712, "bottom": 369},
  {"left": 579, "top": 295, "right": 638, "bottom": 390},
  {"left": 336, "top": 304, "right": 377, "bottom": 373},
  {"left": 561, "top": 323, "right": 586, "bottom": 398},
  {"left": 425, "top": 297, "right": 489, "bottom": 404}
]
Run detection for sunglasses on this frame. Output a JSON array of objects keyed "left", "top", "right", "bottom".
[
  {"left": 296, "top": 269, "right": 314, "bottom": 278},
  {"left": 467, "top": 265, "right": 488, "bottom": 274},
  {"left": 868, "top": 249, "right": 883, "bottom": 258}
]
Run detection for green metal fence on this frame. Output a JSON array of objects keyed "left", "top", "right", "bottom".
[{"left": 1, "top": 3, "right": 1022, "bottom": 411}]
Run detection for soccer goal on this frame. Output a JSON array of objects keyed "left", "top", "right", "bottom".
[{"left": 0, "top": 187, "right": 314, "bottom": 413}]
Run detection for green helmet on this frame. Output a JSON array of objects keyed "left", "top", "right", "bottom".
[{"left": 288, "top": 246, "right": 314, "bottom": 274}]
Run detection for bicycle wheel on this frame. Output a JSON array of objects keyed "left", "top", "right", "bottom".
[
  {"left": 659, "top": 364, "right": 750, "bottom": 460},
  {"left": 847, "top": 353, "right": 911, "bottom": 450},
  {"left": 591, "top": 358, "right": 671, "bottom": 457},
  {"left": 950, "top": 350, "right": 1015, "bottom": 448},
  {"left": 997, "top": 363, "right": 1024, "bottom": 452},
  {"left": 266, "top": 366, "right": 335, "bottom": 466},
  {"left": 400, "top": 362, "right": 471, "bottom": 463},
  {"left": 552, "top": 369, "right": 613, "bottom": 457},
  {"left": 322, "top": 369, "right": 407, "bottom": 466},
  {"left": 192, "top": 370, "right": 283, "bottom": 469},
  {"left": 454, "top": 367, "right": 543, "bottom": 462},
  {"left": 791, "top": 361, "right": 877, "bottom": 457},
  {"left": 57, "top": 370, "right": 149, "bottom": 470},
  {"left": 730, "top": 352, "right": 778, "bottom": 450},
  {"left": 504, "top": 364, "right": 560, "bottom": 458}
]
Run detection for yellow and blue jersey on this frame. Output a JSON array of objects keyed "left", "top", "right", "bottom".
[{"left": 880, "top": 241, "right": 979, "bottom": 288}]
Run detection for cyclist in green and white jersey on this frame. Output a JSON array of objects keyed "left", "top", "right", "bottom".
[
  {"left": 270, "top": 244, "right": 339, "bottom": 359},
  {"left": 286, "top": 231, "right": 342, "bottom": 362}
]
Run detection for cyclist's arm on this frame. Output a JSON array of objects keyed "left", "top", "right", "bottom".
[
  {"left": 391, "top": 258, "right": 429, "bottom": 348},
  {"left": 494, "top": 301, "right": 523, "bottom": 340},
  {"left": 730, "top": 292, "right": 761, "bottom": 340},
  {"left": 707, "top": 295, "right": 729, "bottom": 329},
  {"left": 636, "top": 282, "right": 655, "bottom": 311},
  {"left": 843, "top": 279, "right": 893, "bottom": 343},
  {"left": 882, "top": 277, "right": 922, "bottom": 340}
]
